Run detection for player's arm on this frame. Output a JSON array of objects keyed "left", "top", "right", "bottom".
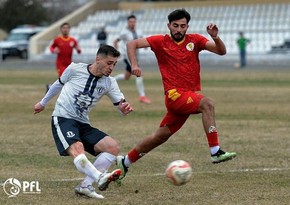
[
  {"left": 118, "top": 98, "right": 133, "bottom": 115},
  {"left": 49, "top": 39, "right": 60, "bottom": 54},
  {"left": 204, "top": 23, "right": 226, "bottom": 55},
  {"left": 113, "top": 38, "right": 120, "bottom": 49},
  {"left": 34, "top": 80, "right": 63, "bottom": 114},
  {"left": 107, "top": 77, "right": 133, "bottom": 115},
  {"left": 74, "top": 39, "right": 81, "bottom": 54},
  {"left": 127, "top": 38, "right": 150, "bottom": 77}
]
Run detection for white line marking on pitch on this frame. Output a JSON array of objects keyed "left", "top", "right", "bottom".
[{"left": 52, "top": 167, "right": 290, "bottom": 182}]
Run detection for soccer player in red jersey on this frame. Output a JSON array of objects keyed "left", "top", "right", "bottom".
[
  {"left": 50, "top": 22, "right": 81, "bottom": 77},
  {"left": 116, "top": 9, "right": 237, "bottom": 182}
]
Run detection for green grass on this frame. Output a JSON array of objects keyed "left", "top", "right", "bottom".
[{"left": 0, "top": 67, "right": 290, "bottom": 205}]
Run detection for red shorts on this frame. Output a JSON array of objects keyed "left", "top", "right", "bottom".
[
  {"left": 56, "top": 63, "right": 66, "bottom": 77},
  {"left": 160, "top": 89, "right": 204, "bottom": 134}
]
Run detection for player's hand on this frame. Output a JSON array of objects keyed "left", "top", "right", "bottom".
[
  {"left": 53, "top": 47, "right": 60, "bottom": 54},
  {"left": 34, "top": 102, "right": 45, "bottom": 114},
  {"left": 77, "top": 47, "right": 81, "bottom": 54},
  {"left": 132, "top": 66, "right": 142, "bottom": 77},
  {"left": 118, "top": 99, "right": 133, "bottom": 115},
  {"left": 207, "top": 23, "right": 219, "bottom": 39}
]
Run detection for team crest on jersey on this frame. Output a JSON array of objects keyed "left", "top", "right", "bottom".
[
  {"left": 186, "top": 42, "right": 194, "bottom": 51},
  {"left": 96, "top": 86, "right": 105, "bottom": 93},
  {"left": 69, "top": 41, "right": 74, "bottom": 47},
  {"left": 74, "top": 91, "right": 93, "bottom": 117}
]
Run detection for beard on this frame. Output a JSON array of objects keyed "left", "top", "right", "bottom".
[{"left": 170, "top": 31, "right": 185, "bottom": 42}]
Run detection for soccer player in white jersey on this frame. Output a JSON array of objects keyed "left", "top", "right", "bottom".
[
  {"left": 113, "top": 14, "right": 151, "bottom": 104},
  {"left": 34, "top": 45, "right": 133, "bottom": 199}
]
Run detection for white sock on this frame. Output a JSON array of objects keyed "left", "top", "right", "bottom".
[
  {"left": 81, "top": 152, "right": 116, "bottom": 187},
  {"left": 210, "top": 146, "right": 220, "bottom": 155},
  {"left": 136, "top": 76, "right": 145, "bottom": 97},
  {"left": 114, "top": 73, "right": 125, "bottom": 81},
  {"left": 124, "top": 155, "right": 132, "bottom": 168},
  {"left": 73, "top": 154, "right": 101, "bottom": 182}
]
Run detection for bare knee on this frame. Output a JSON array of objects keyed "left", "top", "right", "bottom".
[
  {"left": 67, "top": 141, "right": 85, "bottom": 158},
  {"left": 199, "top": 97, "right": 215, "bottom": 113},
  {"left": 94, "top": 136, "right": 120, "bottom": 156}
]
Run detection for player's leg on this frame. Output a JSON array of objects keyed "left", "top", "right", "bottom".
[
  {"left": 197, "top": 96, "right": 237, "bottom": 163},
  {"left": 117, "top": 111, "right": 188, "bottom": 182},
  {"left": 136, "top": 76, "right": 151, "bottom": 103},
  {"left": 166, "top": 89, "right": 236, "bottom": 163},
  {"left": 114, "top": 59, "right": 131, "bottom": 81},
  {"left": 76, "top": 126, "right": 121, "bottom": 192},
  {"left": 51, "top": 117, "right": 105, "bottom": 198},
  {"left": 116, "top": 126, "right": 172, "bottom": 183},
  {"left": 126, "top": 58, "right": 150, "bottom": 103}
]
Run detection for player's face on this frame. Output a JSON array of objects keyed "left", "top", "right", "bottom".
[
  {"left": 128, "top": 18, "right": 136, "bottom": 30},
  {"left": 61, "top": 25, "right": 70, "bottom": 36},
  {"left": 167, "top": 18, "right": 189, "bottom": 42},
  {"left": 97, "top": 56, "right": 118, "bottom": 76}
]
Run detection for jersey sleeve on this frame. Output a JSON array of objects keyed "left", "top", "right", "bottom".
[
  {"left": 72, "top": 38, "right": 81, "bottom": 53},
  {"left": 106, "top": 77, "right": 125, "bottom": 105},
  {"left": 72, "top": 38, "right": 79, "bottom": 48},
  {"left": 59, "top": 62, "right": 74, "bottom": 84},
  {"left": 49, "top": 38, "right": 58, "bottom": 53},
  {"left": 194, "top": 34, "right": 209, "bottom": 51},
  {"left": 146, "top": 35, "right": 163, "bottom": 51}
]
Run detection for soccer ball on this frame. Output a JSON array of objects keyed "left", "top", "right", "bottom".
[{"left": 165, "top": 160, "right": 192, "bottom": 186}]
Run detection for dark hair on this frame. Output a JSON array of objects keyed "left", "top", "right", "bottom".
[
  {"left": 97, "top": 45, "right": 120, "bottom": 58},
  {"left": 60, "top": 22, "right": 70, "bottom": 28},
  {"left": 168, "top": 9, "right": 191, "bottom": 24},
  {"left": 127, "top": 14, "right": 136, "bottom": 20}
]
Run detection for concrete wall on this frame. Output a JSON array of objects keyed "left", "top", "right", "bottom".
[{"left": 0, "top": 29, "right": 7, "bottom": 41}]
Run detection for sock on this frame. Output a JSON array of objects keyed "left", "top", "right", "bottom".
[
  {"left": 73, "top": 154, "right": 101, "bottom": 182},
  {"left": 81, "top": 152, "right": 116, "bottom": 187},
  {"left": 135, "top": 76, "right": 145, "bottom": 97},
  {"left": 206, "top": 132, "right": 220, "bottom": 155},
  {"left": 127, "top": 148, "right": 144, "bottom": 164},
  {"left": 210, "top": 146, "right": 220, "bottom": 155},
  {"left": 124, "top": 155, "right": 132, "bottom": 168},
  {"left": 114, "top": 73, "right": 125, "bottom": 81}
]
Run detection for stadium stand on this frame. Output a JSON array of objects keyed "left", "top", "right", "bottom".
[
  {"left": 71, "top": 2, "right": 290, "bottom": 55},
  {"left": 32, "top": 0, "right": 290, "bottom": 66}
]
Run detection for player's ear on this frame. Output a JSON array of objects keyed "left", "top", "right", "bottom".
[{"left": 96, "top": 56, "right": 101, "bottom": 62}]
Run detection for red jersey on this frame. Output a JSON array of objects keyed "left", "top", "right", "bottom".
[
  {"left": 50, "top": 35, "right": 80, "bottom": 76},
  {"left": 146, "top": 34, "right": 208, "bottom": 92}
]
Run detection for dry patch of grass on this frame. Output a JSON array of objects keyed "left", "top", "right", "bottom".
[{"left": 0, "top": 68, "right": 289, "bottom": 205}]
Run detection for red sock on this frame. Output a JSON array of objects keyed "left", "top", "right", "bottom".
[
  {"left": 127, "top": 148, "right": 142, "bottom": 163},
  {"left": 206, "top": 132, "right": 219, "bottom": 147}
]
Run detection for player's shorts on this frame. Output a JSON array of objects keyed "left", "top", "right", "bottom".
[
  {"left": 51, "top": 116, "right": 108, "bottom": 156},
  {"left": 124, "top": 59, "right": 132, "bottom": 73},
  {"left": 160, "top": 88, "right": 205, "bottom": 134}
]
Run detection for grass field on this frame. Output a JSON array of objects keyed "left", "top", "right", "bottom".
[{"left": 0, "top": 66, "right": 289, "bottom": 205}]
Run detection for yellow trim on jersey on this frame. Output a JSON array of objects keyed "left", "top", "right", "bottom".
[{"left": 60, "top": 35, "right": 71, "bottom": 41}]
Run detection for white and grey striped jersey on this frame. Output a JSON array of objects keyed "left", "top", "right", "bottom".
[
  {"left": 117, "top": 27, "right": 143, "bottom": 59},
  {"left": 51, "top": 62, "right": 124, "bottom": 124}
]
